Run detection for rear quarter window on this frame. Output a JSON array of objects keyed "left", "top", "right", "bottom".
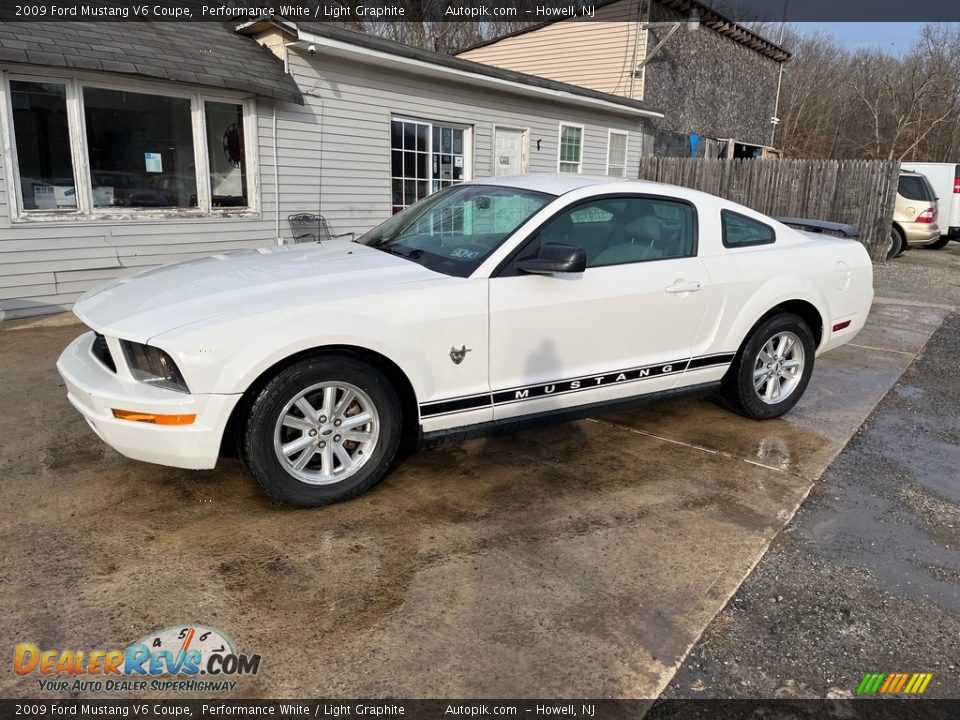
[
  {"left": 898, "top": 175, "right": 936, "bottom": 202},
  {"left": 721, "top": 210, "right": 776, "bottom": 248}
]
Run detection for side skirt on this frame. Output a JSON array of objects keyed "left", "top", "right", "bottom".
[{"left": 417, "top": 380, "right": 722, "bottom": 451}]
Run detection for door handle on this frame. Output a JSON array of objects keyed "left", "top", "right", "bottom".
[{"left": 665, "top": 280, "right": 703, "bottom": 294}]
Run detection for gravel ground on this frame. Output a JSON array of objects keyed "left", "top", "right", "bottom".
[
  {"left": 655, "top": 309, "right": 960, "bottom": 700},
  {"left": 873, "top": 241, "right": 960, "bottom": 307}
]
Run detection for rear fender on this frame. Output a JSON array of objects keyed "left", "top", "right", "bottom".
[{"left": 717, "top": 277, "right": 830, "bottom": 356}]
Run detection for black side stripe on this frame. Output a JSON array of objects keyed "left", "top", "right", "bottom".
[
  {"left": 418, "top": 353, "right": 735, "bottom": 418},
  {"left": 491, "top": 357, "right": 688, "bottom": 406},
  {"left": 419, "top": 393, "right": 493, "bottom": 418},
  {"left": 687, "top": 352, "right": 736, "bottom": 369}
]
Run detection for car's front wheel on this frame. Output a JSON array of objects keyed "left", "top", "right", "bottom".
[
  {"left": 240, "top": 356, "right": 402, "bottom": 506},
  {"left": 717, "top": 313, "right": 816, "bottom": 420}
]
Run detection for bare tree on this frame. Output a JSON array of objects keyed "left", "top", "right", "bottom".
[{"left": 777, "top": 22, "right": 960, "bottom": 160}]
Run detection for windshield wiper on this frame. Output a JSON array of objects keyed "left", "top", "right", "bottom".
[{"left": 381, "top": 246, "right": 423, "bottom": 260}]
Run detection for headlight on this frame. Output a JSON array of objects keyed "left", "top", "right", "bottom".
[{"left": 120, "top": 341, "right": 190, "bottom": 393}]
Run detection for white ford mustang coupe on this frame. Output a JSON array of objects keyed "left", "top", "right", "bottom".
[{"left": 58, "top": 175, "right": 873, "bottom": 505}]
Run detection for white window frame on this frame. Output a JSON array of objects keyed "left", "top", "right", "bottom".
[
  {"left": 606, "top": 129, "right": 629, "bottom": 177},
  {"left": 0, "top": 66, "right": 259, "bottom": 223},
  {"left": 390, "top": 115, "right": 473, "bottom": 211},
  {"left": 557, "top": 121, "right": 584, "bottom": 174}
]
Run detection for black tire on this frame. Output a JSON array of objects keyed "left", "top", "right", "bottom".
[
  {"left": 239, "top": 355, "right": 402, "bottom": 507},
  {"left": 923, "top": 236, "right": 951, "bottom": 249},
  {"left": 717, "top": 313, "right": 816, "bottom": 420},
  {"left": 887, "top": 226, "right": 905, "bottom": 259}
]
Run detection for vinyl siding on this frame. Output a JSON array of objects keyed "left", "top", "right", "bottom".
[
  {"left": 458, "top": 0, "right": 647, "bottom": 101},
  {"left": 276, "top": 48, "right": 645, "bottom": 240},
  {"left": 0, "top": 91, "right": 281, "bottom": 320},
  {"left": 1, "top": 47, "right": 645, "bottom": 319}
]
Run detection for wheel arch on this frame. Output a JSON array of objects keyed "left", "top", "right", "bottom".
[
  {"left": 751, "top": 299, "right": 825, "bottom": 350},
  {"left": 220, "top": 344, "right": 421, "bottom": 460},
  {"left": 714, "top": 280, "right": 830, "bottom": 363}
]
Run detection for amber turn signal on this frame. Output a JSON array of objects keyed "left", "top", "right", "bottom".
[{"left": 112, "top": 409, "right": 196, "bottom": 425}]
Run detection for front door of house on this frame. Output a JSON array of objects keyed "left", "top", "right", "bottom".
[{"left": 494, "top": 127, "right": 526, "bottom": 176}]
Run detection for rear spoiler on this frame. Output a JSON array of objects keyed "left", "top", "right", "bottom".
[{"left": 773, "top": 216, "right": 860, "bottom": 239}]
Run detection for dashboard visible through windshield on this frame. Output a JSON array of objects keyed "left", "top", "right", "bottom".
[{"left": 358, "top": 184, "right": 556, "bottom": 277}]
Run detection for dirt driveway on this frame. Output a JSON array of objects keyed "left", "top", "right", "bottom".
[{"left": 0, "top": 294, "right": 949, "bottom": 699}]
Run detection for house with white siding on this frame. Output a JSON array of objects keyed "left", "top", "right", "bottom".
[{"left": 0, "top": 20, "right": 662, "bottom": 320}]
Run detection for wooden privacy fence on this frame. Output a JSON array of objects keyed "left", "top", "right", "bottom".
[{"left": 638, "top": 158, "right": 900, "bottom": 261}]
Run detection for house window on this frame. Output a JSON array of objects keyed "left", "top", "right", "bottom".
[
  {"left": 84, "top": 88, "right": 197, "bottom": 209},
  {"left": 607, "top": 130, "right": 628, "bottom": 177},
  {"left": 4, "top": 74, "right": 255, "bottom": 220},
  {"left": 9, "top": 81, "right": 77, "bottom": 210},
  {"left": 205, "top": 101, "right": 247, "bottom": 208},
  {"left": 558, "top": 123, "right": 583, "bottom": 174},
  {"left": 390, "top": 118, "right": 468, "bottom": 213}
]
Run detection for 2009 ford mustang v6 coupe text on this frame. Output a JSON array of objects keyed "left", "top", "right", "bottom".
[{"left": 58, "top": 175, "right": 873, "bottom": 506}]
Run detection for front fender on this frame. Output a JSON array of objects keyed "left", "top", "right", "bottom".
[{"left": 153, "top": 309, "right": 435, "bottom": 402}]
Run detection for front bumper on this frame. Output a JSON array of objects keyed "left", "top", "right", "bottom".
[{"left": 57, "top": 332, "right": 241, "bottom": 470}]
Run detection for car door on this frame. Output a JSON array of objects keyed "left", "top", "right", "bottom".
[{"left": 488, "top": 194, "right": 711, "bottom": 420}]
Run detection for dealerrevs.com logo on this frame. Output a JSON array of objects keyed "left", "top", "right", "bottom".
[{"left": 14, "top": 625, "right": 261, "bottom": 693}]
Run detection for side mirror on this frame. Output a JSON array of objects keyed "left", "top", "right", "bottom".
[{"left": 516, "top": 243, "right": 586, "bottom": 275}]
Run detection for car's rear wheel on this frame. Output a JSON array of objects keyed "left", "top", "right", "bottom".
[
  {"left": 717, "top": 313, "right": 816, "bottom": 420},
  {"left": 923, "top": 236, "right": 951, "bottom": 249},
  {"left": 240, "top": 356, "right": 402, "bottom": 506},
  {"left": 887, "top": 226, "right": 905, "bottom": 259}
]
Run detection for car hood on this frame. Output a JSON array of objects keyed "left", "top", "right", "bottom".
[{"left": 74, "top": 242, "right": 438, "bottom": 342}]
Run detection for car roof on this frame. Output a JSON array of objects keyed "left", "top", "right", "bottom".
[
  {"left": 900, "top": 170, "right": 926, "bottom": 177},
  {"left": 465, "top": 173, "right": 696, "bottom": 197}
]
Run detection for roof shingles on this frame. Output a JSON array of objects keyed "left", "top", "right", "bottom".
[{"left": 0, "top": 21, "right": 302, "bottom": 104}]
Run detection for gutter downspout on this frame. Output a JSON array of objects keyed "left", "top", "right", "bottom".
[
  {"left": 771, "top": 63, "right": 783, "bottom": 147},
  {"left": 275, "top": 40, "right": 292, "bottom": 245},
  {"left": 770, "top": 11, "right": 787, "bottom": 147},
  {"left": 273, "top": 99, "right": 280, "bottom": 244}
]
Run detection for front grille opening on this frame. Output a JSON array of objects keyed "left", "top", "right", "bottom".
[{"left": 91, "top": 333, "right": 117, "bottom": 373}]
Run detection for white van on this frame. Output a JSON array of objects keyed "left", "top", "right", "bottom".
[{"left": 900, "top": 162, "right": 960, "bottom": 248}]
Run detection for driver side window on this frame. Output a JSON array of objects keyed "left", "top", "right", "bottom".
[{"left": 510, "top": 195, "right": 696, "bottom": 272}]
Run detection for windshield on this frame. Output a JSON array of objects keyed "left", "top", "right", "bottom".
[{"left": 358, "top": 184, "right": 555, "bottom": 277}]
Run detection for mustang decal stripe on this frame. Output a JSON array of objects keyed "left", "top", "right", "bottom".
[
  {"left": 419, "top": 353, "right": 735, "bottom": 418},
  {"left": 492, "top": 358, "right": 689, "bottom": 406},
  {"left": 687, "top": 352, "right": 737, "bottom": 369},
  {"left": 419, "top": 393, "right": 494, "bottom": 417}
]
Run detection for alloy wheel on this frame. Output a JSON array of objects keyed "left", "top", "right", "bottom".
[
  {"left": 752, "top": 331, "right": 805, "bottom": 405},
  {"left": 273, "top": 382, "right": 380, "bottom": 485}
]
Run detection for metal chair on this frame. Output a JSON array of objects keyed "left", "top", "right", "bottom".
[{"left": 287, "top": 213, "right": 355, "bottom": 244}]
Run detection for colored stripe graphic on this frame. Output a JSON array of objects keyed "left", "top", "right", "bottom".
[
  {"left": 893, "top": 673, "right": 909, "bottom": 693},
  {"left": 879, "top": 674, "right": 896, "bottom": 693},
  {"left": 855, "top": 674, "right": 875, "bottom": 695},
  {"left": 857, "top": 672, "right": 932, "bottom": 695}
]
